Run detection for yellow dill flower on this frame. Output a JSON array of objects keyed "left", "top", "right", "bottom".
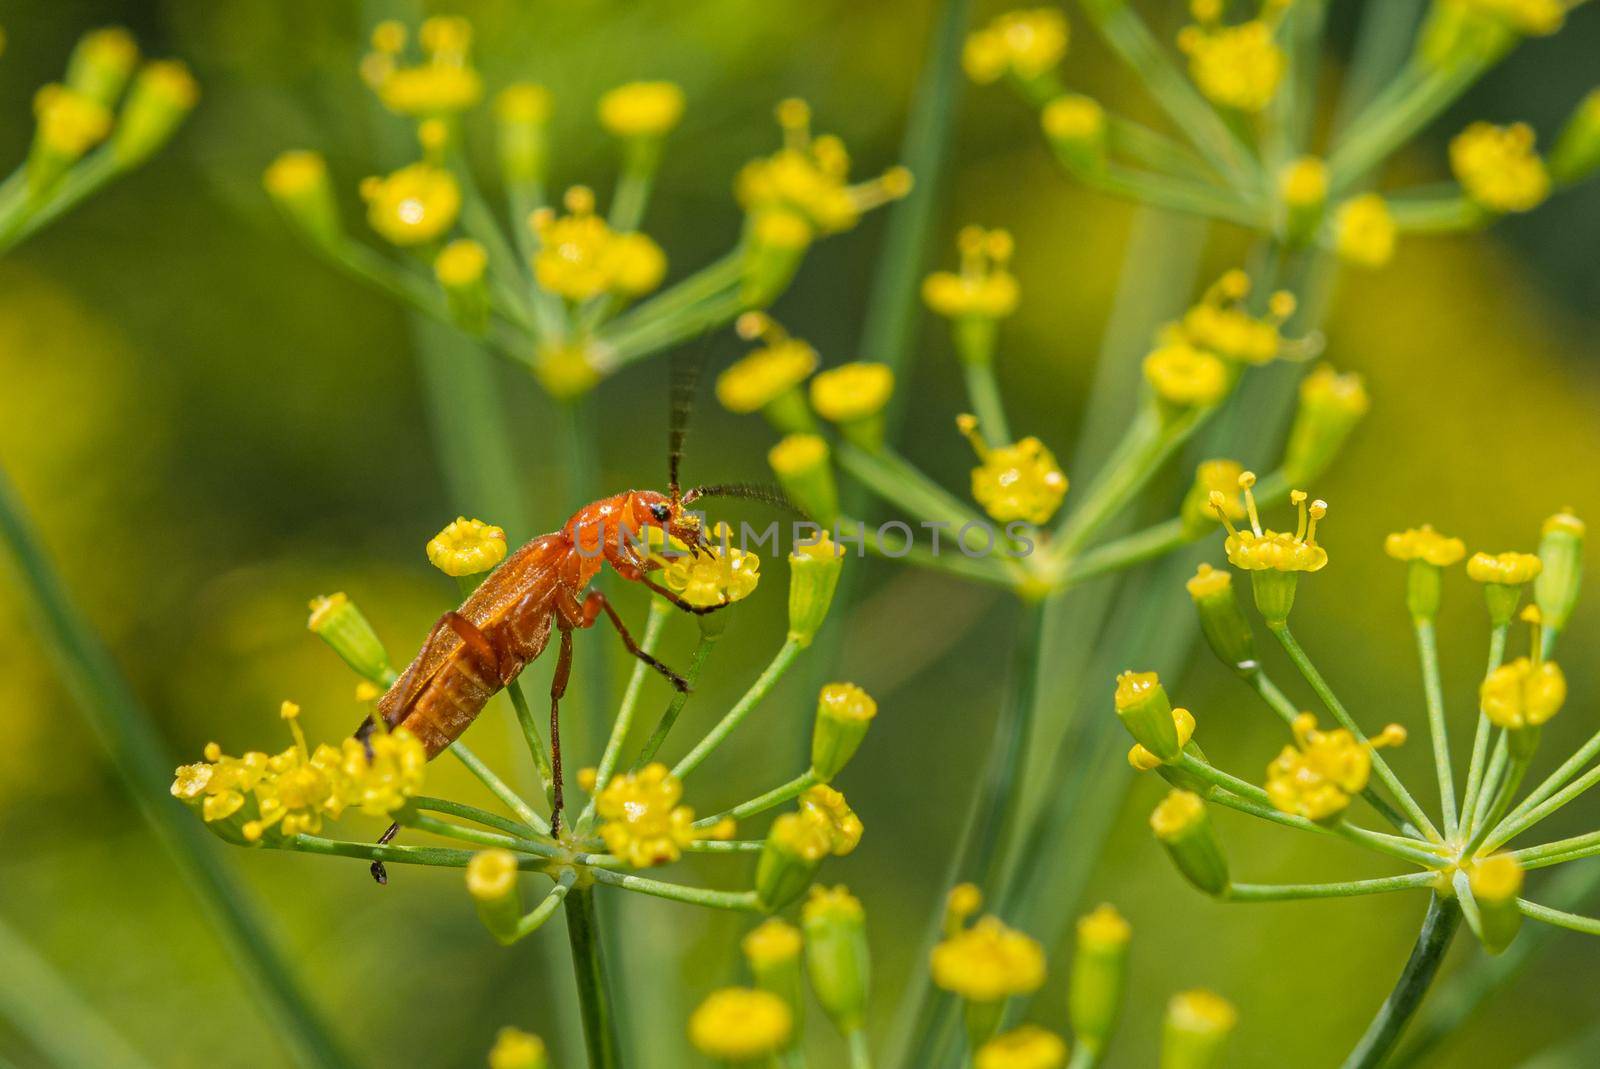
[
  {"left": 427, "top": 517, "right": 508, "bottom": 577},
  {"left": 496, "top": 83, "right": 552, "bottom": 125},
  {"left": 1450, "top": 122, "right": 1550, "bottom": 214},
  {"left": 1279, "top": 155, "right": 1328, "bottom": 209},
  {"left": 769, "top": 808, "right": 836, "bottom": 863},
  {"left": 955, "top": 414, "right": 1068, "bottom": 526},
  {"left": 975, "top": 1026, "right": 1068, "bottom": 1069},
  {"left": 1334, "top": 194, "right": 1397, "bottom": 268},
  {"left": 243, "top": 702, "right": 348, "bottom": 841},
  {"left": 534, "top": 340, "right": 602, "bottom": 400},
  {"left": 110, "top": 59, "right": 199, "bottom": 166},
  {"left": 717, "top": 316, "right": 819, "bottom": 414},
  {"left": 1385, "top": 525, "right": 1467, "bottom": 567},
  {"left": 172, "top": 746, "right": 269, "bottom": 824},
  {"left": 1178, "top": 14, "right": 1284, "bottom": 113},
  {"left": 466, "top": 848, "right": 519, "bottom": 905},
  {"left": 687, "top": 988, "right": 793, "bottom": 1061},
  {"left": 931, "top": 915, "right": 1047, "bottom": 1003},
  {"left": 487, "top": 1027, "right": 547, "bottom": 1069},
  {"left": 962, "top": 8, "right": 1069, "bottom": 85},
  {"left": 1211, "top": 475, "right": 1329, "bottom": 573},
  {"left": 1127, "top": 706, "right": 1196, "bottom": 772},
  {"left": 1467, "top": 551, "right": 1543, "bottom": 586},
  {"left": 655, "top": 521, "right": 761, "bottom": 608},
  {"left": 531, "top": 187, "right": 667, "bottom": 301},
  {"left": 338, "top": 727, "right": 427, "bottom": 817},
  {"left": 33, "top": 84, "right": 113, "bottom": 158},
  {"left": 923, "top": 226, "right": 1020, "bottom": 320},
  {"left": 742, "top": 917, "right": 804, "bottom": 970},
  {"left": 66, "top": 27, "right": 140, "bottom": 107},
  {"left": 736, "top": 98, "right": 911, "bottom": 238},
  {"left": 1265, "top": 713, "right": 1406, "bottom": 821},
  {"left": 1143, "top": 342, "right": 1229, "bottom": 409},
  {"left": 1041, "top": 94, "right": 1105, "bottom": 143},
  {"left": 1465, "top": 0, "right": 1565, "bottom": 35},
  {"left": 798, "top": 784, "right": 863, "bottom": 855},
  {"left": 1183, "top": 460, "right": 1246, "bottom": 534},
  {"left": 1480, "top": 657, "right": 1566, "bottom": 730},
  {"left": 365, "top": 16, "right": 483, "bottom": 117},
  {"left": 361, "top": 162, "right": 461, "bottom": 246},
  {"left": 1470, "top": 853, "right": 1525, "bottom": 903},
  {"left": 1164, "top": 989, "right": 1238, "bottom": 1068},
  {"left": 1177, "top": 270, "right": 1295, "bottom": 365},
  {"left": 811, "top": 362, "right": 894, "bottom": 424},
  {"left": 598, "top": 81, "right": 685, "bottom": 139},
  {"left": 435, "top": 238, "right": 488, "bottom": 288},
  {"left": 596, "top": 763, "right": 727, "bottom": 867}
]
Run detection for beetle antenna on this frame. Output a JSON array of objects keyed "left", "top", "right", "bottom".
[
  {"left": 682, "top": 481, "right": 812, "bottom": 522},
  {"left": 668, "top": 337, "right": 711, "bottom": 501}
]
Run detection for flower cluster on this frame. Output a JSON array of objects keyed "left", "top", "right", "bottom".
[{"left": 264, "top": 15, "right": 908, "bottom": 399}]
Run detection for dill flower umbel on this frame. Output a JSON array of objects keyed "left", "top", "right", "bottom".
[
  {"left": 1450, "top": 121, "right": 1550, "bottom": 214},
  {"left": 923, "top": 226, "right": 1020, "bottom": 322},
  {"left": 655, "top": 521, "right": 761, "bottom": 609},
  {"left": 597, "top": 80, "right": 685, "bottom": 139},
  {"left": 1334, "top": 194, "right": 1398, "bottom": 268},
  {"left": 688, "top": 988, "right": 793, "bottom": 1061},
  {"left": 361, "top": 161, "right": 461, "bottom": 246},
  {"left": 531, "top": 186, "right": 667, "bottom": 301},
  {"left": 974, "top": 1025, "right": 1068, "bottom": 1069},
  {"left": 963, "top": 8, "right": 1069, "bottom": 86},
  {"left": 427, "top": 517, "right": 507, "bottom": 577},
  {"left": 595, "top": 763, "right": 728, "bottom": 867},
  {"left": 930, "top": 915, "right": 1047, "bottom": 1004},
  {"left": 1265, "top": 713, "right": 1406, "bottom": 821},
  {"left": 1211, "top": 476, "right": 1328, "bottom": 574},
  {"left": 956, "top": 414, "right": 1068, "bottom": 526},
  {"left": 1175, "top": 270, "right": 1296, "bottom": 366},
  {"left": 1177, "top": 1, "right": 1286, "bottom": 113}
]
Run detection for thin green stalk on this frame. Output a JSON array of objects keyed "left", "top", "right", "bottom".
[
  {"left": 1054, "top": 519, "right": 1187, "bottom": 589},
  {"left": 577, "top": 597, "right": 672, "bottom": 833},
  {"left": 1388, "top": 193, "right": 1484, "bottom": 233},
  {"left": 673, "top": 640, "right": 805, "bottom": 777},
  {"left": 493, "top": 871, "right": 578, "bottom": 945},
  {"left": 1328, "top": 57, "right": 1489, "bottom": 194},
  {"left": 961, "top": 361, "right": 1011, "bottom": 444},
  {"left": 449, "top": 740, "right": 548, "bottom": 833},
  {"left": 413, "top": 794, "right": 542, "bottom": 839},
  {"left": 1338, "top": 895, "right": 1462, "bottom": 1069},
  {"left": 603, "top": 288, "right": 747, "bottom": 366},
  {"left": 694, "top": 771, "right": 819, "bottom": 828},
  {"left": 597, "top": 250, "right": 742, "bottom": 345},
  {"left": 1465, "top": 754, "right": 1529, "bottom": 856},
  {"left": 1271, "top": 622, "right": 1443, "bottom": 842},
  {"left": 1458, "top": 625, "right": 1509, "bottom": 827},
  {"left": 836, "top": 515, "right": 1023, "bottom": 589},
  {"left": 289, "top": 833, "right": 480, "bottom": 868},
  {"left": 565, "top": 886, "right": 622, "bottom": 1069},
  {"left": 0, "top": 468, "right": 353, "bottom": 1069},
  {"left": 1414, "top": 619, "right": 1459, "bottom": 836},
  {"left": 848, "top": 1029, "right": 874, "bottom": 1069},
  {"left": 408, "top": 812, "right": 547, "bottom": 853},
  {"left": 1482, "top": 762, "right": 1600, "bottom": 854},
  {"left": 507, "top": 679, "right": 557, "bottom": 808},
  {"left": 1053, "top": 405, "right": 1207, "bottom": 556},
  {"left": 1104, "top": 117, "right": 1211, "bottom": 180},
  {"left": 1087, "top": 163, "right": 1266, "bottom": 227},
  {"left": 1466, "top": 733, "right": 1509, "bottom": 837},
  {"left": 837, "top": 442, "right": 995, "bottom": 533},
  {"left": 1517, "top": 899, "right": 1600, "bottom": 937},
  {"left": 1224, "top": 872, "right": 1437, "bottom": 901},
  {"left": 585, "top": 868, "right": 762, "bottom": 911},
  {"left": 1244, "top": 669, "right": 1302, "bottom": 727},
  {"left": 635, "top": 629, "right": 720, "bottom": 767},
  {"left": 1498, "top": 726, "right": 1600, "bottom": 833},
  {"left": 1509, "top": 830, "right": 1600, "bottom": 870}
]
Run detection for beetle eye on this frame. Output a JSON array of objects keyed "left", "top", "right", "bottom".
[{"left": 650, "top": 503, "right": 671, "bottom": 522}]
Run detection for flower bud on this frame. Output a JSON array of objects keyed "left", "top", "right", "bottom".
[
  {"left": 66, "top": 27, "right": 139, "bottom": 108},
  {"left": 720, "top": 315, "right": 818, "bottom": 432},
  {"left": 307, "top": 593, "right": 395, "bottom": 685},
  {"left": 1384, "top": 525, "right": 1467, "bottom": 620},
  {"left": 811, "top": 363, "right": 894, "bottom": 451},
  {"left": 1181, "top": 460, "right": 1244, "bottom": 539},
  {"left": 29, "top": 85, "right": 112, "bottom": 192},
  {"left": 975, "top": 1026, "right": 1068, "bottom": 1069},
  {"left": 1249, "top": 569, "right": 1302, "bottom": 626},
  {"left": 1535, "top": 510, "right": 1584, "bottom": 636},
  {"left": 1042, "top": 94, "right": 1107, "bottom": 174},
  {"left": 1127, "top": 706, "right": 1196, "bottom": 773},
  {"left": 788, "top": 533, "right": 845, "bottom": 648},
  {"left": 111, "top": 60, "right": 199, "bottom": 166},
  {"left": 1469, "top": 551, "right": 1542, "bottom": 626},
  {"left": 1282, "top": 365, "right": 1369, "bottom": 485},
  {"left": 487, "top": 1027, "right": 548, "bottom": 1069},
  {"left": 1278, "top": 156, "right": 1328, "bottom": 246},
  {"left": 802, "top": 886, "right": 870, "bottom": 1034},
  {"left": 428, "top": 517, "right": 508, "bottom": 577},
  {"left": 1161, "top": 989, "right": 1237, "bottom": 1069},
  {"left": 1185, "top": 565, "right": 1256, "bottom": 672},
  {"left": 755, "top": 810, "right": 831, "bottom": 911},
  {"left": 1551, "top": 90, "right": 1600, "bottom": 185},
  {"left": 769, "top": 435, "right": 838, "bottom": 526},
  {"left": 1114, "top": 670, "right": 1180, "bottom": 762},
  {"left": 1150, "top": 790, "right": 1228, "bottom": 897},
  {"left": 742, "top": 919, "right": 805, "bottom": 1021},
  {"left": 1469, "top": 854, "right": 1525, "bottom": 955},
  {"left": 466, "top": 849, "right": 524, "bottom": 944},
  {"left": 741, "top": 208, "right": 813, "bottom": 308},
  {"left": 435, "top": 239, "right": 491, "bottom": 334},
  {"left": 264, "top": 150, "right": 342, "bottom": 249},
  {"left": 1069, "top": 904, "right": 1131, "bottom": 1055},
  {"left": 811, "top": 682, "right": 877, "bottom": 782},
  {"left": 494, "top": 84, "right": 552, "bottom": 184}
]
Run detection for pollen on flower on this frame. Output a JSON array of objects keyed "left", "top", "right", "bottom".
[
  {"left": 1467, "top": 551, "right": 1543, "bottom": 586},
  {"left": 1335, "top": 194, "right": 1397, "bottom": 268},
  {"left": 1480, "top": 657, "right": 1566, "bottom": 730},
  {"left": 798, "top": 784, "right": 864, "bottom": 856},
  {"left": 1265, "top": 712, "right": 1402, "bottom": 820},
  {"left": 1451, "top": 122, "right": 1550, "bottom": 214},
  {"left": 1385, "top": 525, "right": 1467, "bottom": 567},
  {"left": 962, "top": 8, "right": 1070, "bottom": 85},
  {"left": 654, "top": 521, "right": 760, "bottom": 608},
  {"left": 931, "top": 915, "right": 1047, "bottom": 1003},
  {"left": 956, "top": 413, "right": 1068, "bottom": 525},
  {"left": 1211, "top": 474, "right": 1330, "bottom": 573},
  {"left": 33, "top": 84, "right": 113, "bottom": 157},
  {"left": 427, "top": 517, "right": 508, "bottom": 577},
  {"left": 1177, "top": 5, "right": 1285, "bottom": 113},
  {"left": 530, "top": 186, "right": 667, "bottom": 301},
  {"left": 1143, "top": 341, "right": 1229, "bottom": 408},
  {"left": 598, "top": 81, "right": 685, "bottom": 139},
  {"left": 687, "top": 988, "right": 792, "bottom": 1061},
  {"left": 361, "top": 162, "right": 461, "bottom": 246},
  {"left": 975, "top": 1025, "right": 1069, "bottom": 1069},
  {"left": 923, "top": 226, "right": 1020, "bottom": 320},
  {"left": 363, "top": 16, "right": 483, "bottom": 117},
  {"left": 716, "top": 315, "right": 819, "bottom": 413},
  {"left": 810, "top": 362, "right": 894, "bottom": 424},
  {"left": 596, "top": 763, "right": 717, "bottom": 867},
  {"left": 742, "top": 917, "right": 803, "bottom": 968}
]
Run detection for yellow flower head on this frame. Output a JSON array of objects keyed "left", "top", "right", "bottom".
[
  {"left": 466, "top": 848, "right": 519, "bottom": 904},
  {"left": 531, "top": 186, "right": 667, "bottom": 301},
  {"left": 1143, "top": 341, "right": 1229, "bottom": 408},
  {"left": 1177, "top": 6, "right": 1285, "bottom": 113},
  {"left": 803, "top": 883, "right": 866, "bottom": 924},
  {"left": 736, "top": 98, "right": 911, "bottom": 238},
  {"left": 717, "top": 314, "right": 819, "bottom": 413},
  {"left": 976, "top": 1026, "right": 1068, "bottom": 1069},
  {"left": 1077, "top": 903, "right": 1132, "bottom": 950},
  {"left": 963, "top": 8, "right": 1070, "bottom": 84},
  {"left": 1128, "top": 706, "right": 1196, "bottom": 772},
  {"left": 654, "top": 521, "right": 761, "bottom": 608},
  {"left": 742, "top": 918, "right": 803, "bottom": 969},
  {"left": 487, "top": 1027, "right": 547, "bottom": 1069},
  {"left": 1467, "top": 551, "right": 1543, "bottom": 586},
  {"left": 811, "top": 363, "right": 895, "bottom": 424},
  {"left": 1335, "top": 194, "right": 1397, "bottom": 268},
  {"left": 598, "top": 81, "right": 685, "bottom": 139},
  {"left": 687, "top": 988, "right": 793, "bottom": 1061},
  {"left": 172, "top": 745, "right": 269, "bottom": 824},
  {"left": 1481, "top": 657, "right": 1566, "bottom": 730},
  {"left": 1266, "top": 712, "right": 1405, "bottom": 820},
  {"left": 923, "top": 226, "right": 1020, "bottom": 320},
  {"left": 338, "top": 726, "right": 427, "bottom": 818},
  {"left": 1211, "top": 474, "right": 1329, "bottom": 573},
  {"left": 33, "top": 85, "right": 113, "bottom": 157},
  {"left": 363, "top": 16, "right": 483, "bottom": 117},
  {"left": 1042, "top": 94, "right": 1105, "bottom": 142},
  {"left": 1470, "top": 853, "right": 1526, "bottom": 905},
  {"left": 496, "top": 83, "right": 553, "bottom": 125},
  {"left": 1279, "top": 155, "right": 1328, "bottom": 209},
  {"left": 1149, "top": 787, "right": 1207, "bottom": 840},
  {"left": 798, "top": 784, "right": 863, "bottom": 856},
  {"left": 247, "top": 703, "right": 343, "bottom": 840},
  {"left": 1299, "top": 363, "right": 1371, "bottom": 418},
  {"left": 1464, "top": 0, "right": 1565, "bottom": 35},
  {"left": 534, "top": 340, "right": 603, "bottom": 400},
  {"left": 1176, "top": 270, "right": 1296, "bottom": 365},
  {"left": 435, "top": 238, "right": 488, "bottom": 288},
  {"left": 956, "top": 414, "right": 1068, "bottom": 526},
  {"left": 595, "top": 763, "right": 719, "bottom": 868},
  {"left": 1451, "top": 122, "right": 1550, "bottom": 214},
  {"left": 931, "top": 915, "right": 1047, "bottom": 1003},
  {"left": 427, "top": 517, "right": 508, "bottom": 576},
  {"left": 819, "top": 682, "right": 878, "bottom": 724},
  {"left": 264, "top": 150, "right": 328, "bottom": 199},
  {"left": 1385, "top": 525, "right": 1467, "bottom": 567},
  {"left": 361, "top": 162, "right": 461, "bottom": 246},
  {"left": 768, "top": 808, "right": 836, "bottom": 862}
]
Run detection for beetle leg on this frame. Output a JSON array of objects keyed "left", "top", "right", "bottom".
[
  {"left": 635, "top": 574, "right": 733, "bottom": 617},
  {"left": 580, "top": 591, "right": 690, "bottom": 692},
  {"left": 549, "top": 626, "right": 574, "bottom": 838},
  {"left": 443, "top": 611, "right": 508, "bottom": 686},
  {"left": 369, "top": 821, "right": 400, "bottom": 885}
]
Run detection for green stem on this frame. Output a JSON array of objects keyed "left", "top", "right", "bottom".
[
  {"left": 694, "top": 771, "right": 819, "bottom": 828},
  {"left": 836, "top": 441, "right": 995, "bottom": 533},
  {"left": 1464, "top": 753, "right": 1529, "bottom": 856},
  {"left": 635, "top": 630, "right": 720, "bottom": 767},
  {"left": 449, "top": 740, "right": 548, "bottom": 833},
  {"left": 1517, "top": 899, "right": 1600, "bottom": 937},
  {"left": 673, "top": 640, "right": 805, "bottom": 778},
  {"left": 412, "top": 795, "right": 542, "bottom": 840},
  {"left": 1244, "top": 669, "right": 1302, "bottom": 727},
  {"left": 1054, "top": 519, "right": 1187, "bottom": 589},
  {"left": 491, "top": 870, "right": 578, "bottom": 945},
  {"left": 585, "top": 868, "right": 762, "bottom": 911},
  {"left": 288, "top": 834, "right": 481, "bottom": 868},
  {"left": 1224, "top": 872, "right": 1437, "bottom": 901},
  {"left": 960, "top": 361, "right": 1011, "bottom": 444},
  {"left": 1458, "top": 625, "right": 1509, "bottom": 828},
  {"left": 0, "top": 467, "right": 353, "bottom": 1069},
  {"left": 848, "top": 1029, "right": 875, "bottom": 1069},
  {"left": 565, "top": 886, "right": 622, "bottom": 1069},
  {"left": 1482, "top": 762, "right": 1600, "bottom": 854},
  {"left": 508, "top": 679, "right": 557, "bottom": 808},
  {"left": 1498, "top": 726, "right": 1600, "bottom": 834},
  {"left": 577, "top": 597, "right": 672, "bottom": 832},
  {"left": 1414, "top": 619, "right": 1459, "bottom": 837},
  {"left": 1509, "top": 830, "right": 1600, "bottom": 870},
  {"left": 1338, "top": 895, "right": 1462, "bottom": 1069}
]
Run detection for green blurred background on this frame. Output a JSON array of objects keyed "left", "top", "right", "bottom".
[{"left": 2, "top": 1, "right": 1598, "bottom": 1066}]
